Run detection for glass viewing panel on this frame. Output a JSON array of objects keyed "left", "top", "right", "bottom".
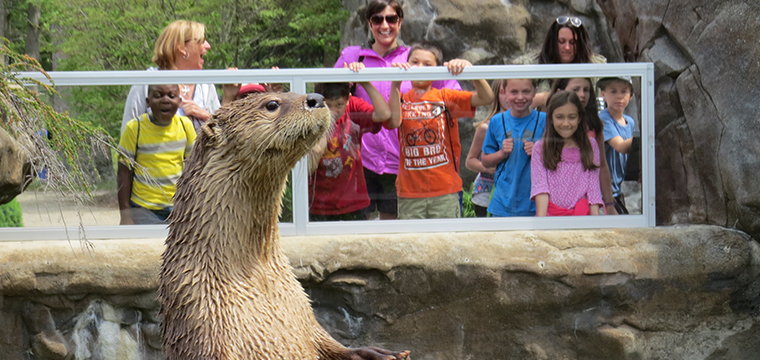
[{"left": 5, "top": 63, "right": 654, "bottom": 240}]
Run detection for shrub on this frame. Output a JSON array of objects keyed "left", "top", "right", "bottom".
[{"left": 0, "top": 198, "right": 24, "bottom": 227}]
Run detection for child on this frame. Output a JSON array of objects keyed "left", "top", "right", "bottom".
[
  {"left": 481, "top": 78, "right": 547, "bottom": 217},
  {"left": 118, "top": 84, "right": 196, "bottom": 225},
  {"left": 465, "top": 79, "right": 507, "bottom": 217},
  {"left": 388, "top": 42, "right": 494, "bottom": 219},
  {"left": 598, "top": 76, "right": 635, "bottom": 214},
  {"left": 531, "top": 91, "right": 603, "bottom": 216},
  {"left": 549, "top": 78, "right": 618, "bottom": 215},
  {"left": 308, "top": 81, "right": 391, "bottom": 221}
]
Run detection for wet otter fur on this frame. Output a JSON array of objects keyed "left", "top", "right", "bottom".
[{"left": 159, "top": 92, "right": 409, "bottom": 360}]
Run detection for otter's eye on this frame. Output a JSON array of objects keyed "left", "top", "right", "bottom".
[{"left": 265, "top": 101, "right": 280, "bottom": 112}]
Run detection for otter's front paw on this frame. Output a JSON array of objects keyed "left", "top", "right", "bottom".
[{"left": 347, "top": 346, "right": 410, "bottom": 360}]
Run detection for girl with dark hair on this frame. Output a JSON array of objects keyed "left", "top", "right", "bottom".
[
  {"left": 548, "top": 78, "right": 618, "bottom": 214},
  {"left": 530, "top": 91, "right": 603, "bottom": 216},
  {"left": 333, "top": 0, "right": 461, "bottom": 220}
]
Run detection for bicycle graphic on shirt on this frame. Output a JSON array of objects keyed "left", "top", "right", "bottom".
[
  {"left": 404, "top": 104, "right": 443, "bottom": 147},
  {"left": 405, "top": 121, "right": 439, "bottom": 147}
]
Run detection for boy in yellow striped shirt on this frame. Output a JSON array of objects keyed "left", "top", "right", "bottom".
[{"left": 117, "top": 84, "right": 196, "bottom": 225}]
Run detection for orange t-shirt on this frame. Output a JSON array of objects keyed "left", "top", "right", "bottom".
[{"left": 397, "top": 88, "right": 475, "bottom": 198}]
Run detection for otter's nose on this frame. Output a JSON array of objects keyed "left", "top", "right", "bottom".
[{"left": 305, "top": 93, "right": 325, "bottom": 109}]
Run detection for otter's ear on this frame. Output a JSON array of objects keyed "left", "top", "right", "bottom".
[{"left": 201, "top": 119, "right": 227, "bottom": 148}]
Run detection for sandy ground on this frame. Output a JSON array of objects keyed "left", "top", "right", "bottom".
[{"left": 16, "top": 189, "right": 121, "bottom": 227}]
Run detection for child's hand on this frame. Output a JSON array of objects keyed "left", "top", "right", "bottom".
[
  {"left": 524, "top": 141, "right": 535, "bottom": 156},
  {"left": 391, "top": 62, "right": 410, "bottom": 70},
  {"left": 501, "top": 138, "right": 514, "bottom": 154},
  {"left": 343, "top": 62, "right": 365, "bottom": 72},
  {"left": 443, "top": 59, "right": 472, "bottom": 76}
]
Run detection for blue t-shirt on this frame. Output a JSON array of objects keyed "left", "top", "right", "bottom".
[
  {"left": 482, "top": 109, "right": 547, "bottom": 216},
  {"left": 600, "top": 109, "right": 635, "bottom": 197}
]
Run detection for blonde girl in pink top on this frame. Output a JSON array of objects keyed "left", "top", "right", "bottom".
[{"left": 531, "top": 91, "right": 603, "bottom": 216}]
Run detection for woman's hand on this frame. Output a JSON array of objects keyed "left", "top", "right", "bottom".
[
  {"left": 343, "top": 62, "right": 365, "bottom": 72},
  {"left": 222, "top": 67, "right": 240, "bottom": 104},
  {"left": 443, "top": 58, "right": 472, "bottom": 75},
  {"left": 181, "top": 98, "right": 211, "bottom": 121}
]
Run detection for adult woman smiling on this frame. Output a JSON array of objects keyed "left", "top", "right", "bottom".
[
  {"left": 121, "top": 20, "right": 238, "bottom": 134},
  {"left": 334, "top": 0, "right": 461, "bottom": 220}
]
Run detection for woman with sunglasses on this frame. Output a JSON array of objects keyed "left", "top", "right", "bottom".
[
  {"left": 531, "top": 15, "right": 607, "bottom": 107},
  {"left": 122, "top": 20, "right": 240, "bottom": 135},
  {"left": 334, "top": 0, "right": 461, "bottom": 221}
]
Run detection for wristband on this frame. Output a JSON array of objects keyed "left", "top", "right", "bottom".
[{"left": 604, "top": 202, "right": 614, "bottom": 207}]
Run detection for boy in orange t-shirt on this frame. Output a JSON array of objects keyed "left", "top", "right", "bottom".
[{"left": 388, "top": 42, "right": 494, "bottom": 219}]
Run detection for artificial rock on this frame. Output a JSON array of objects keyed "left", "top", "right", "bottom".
[{"left": 0, "top": 227, "right": 758, "bottom": 359}]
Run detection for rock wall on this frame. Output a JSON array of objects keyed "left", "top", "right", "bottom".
[
  {"left": 339, "top": 0, "right": 760, "bottom": 239},
  {"left": 0, "top": 126, "right": 33, "bottom": 205},
  {"left": 1, "top": 227, "right": 758, "bottom": 359}
]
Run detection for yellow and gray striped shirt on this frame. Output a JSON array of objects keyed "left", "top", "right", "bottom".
[{"left": 118, "top": 114, "right": 197, "bottom": 210}]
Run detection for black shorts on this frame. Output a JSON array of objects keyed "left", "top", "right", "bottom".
[{"left": 363, "top": 168, "right": 398, "bottom": 215}]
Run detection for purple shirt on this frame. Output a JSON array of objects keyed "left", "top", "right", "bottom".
[
  {"left": 530, "top": 139, "right": 603, "bottom": 209},
  {"left": 334, "top": 45, "right": 462, "bottom": 175}
]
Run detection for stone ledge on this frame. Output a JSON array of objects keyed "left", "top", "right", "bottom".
[{"left": 1, "top": 225, "right": 758, "bottom": 360}]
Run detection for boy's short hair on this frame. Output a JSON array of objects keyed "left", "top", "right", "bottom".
[
  {"left": 597, "top": 76, "right": 633, "bottom": 92},
  {"left": 148, "top": 84, "right": 179, "bottom": 94},
  {"left": 503, "top": 78, "right": 538, "bottom": 89},
  {"left": 314, "top": 83, "right": 350, "bottom": 100},
  {"left": 408, "top": 42, "right": 443, "bottom": 66}
]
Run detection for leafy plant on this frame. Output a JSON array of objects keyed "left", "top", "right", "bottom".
[
  {"left": 462, "top": 184, "right": 476, "bottom": 218},
  {"left": 0, "top": 199, "right": 24, "bottom": 227},
  {"left": 0, "top": 39, "right": 128, "bottom": 237}
]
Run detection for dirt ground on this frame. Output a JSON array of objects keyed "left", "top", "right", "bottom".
[{"left": 16, "top": 189, "right": 121, "bottom": 227}]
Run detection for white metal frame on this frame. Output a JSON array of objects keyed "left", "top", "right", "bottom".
[{"left": 5, "top": 63, "right": 655, "bottom": 240}]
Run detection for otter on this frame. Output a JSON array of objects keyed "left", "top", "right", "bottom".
[{"left": 158, "top": 92, "right": 410, "bottom": 360}]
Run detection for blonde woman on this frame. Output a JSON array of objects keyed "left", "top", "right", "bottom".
[{"left": 121, "top": 20, "right": 239, "bottom": 134}]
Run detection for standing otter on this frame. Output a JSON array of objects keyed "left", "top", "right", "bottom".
[{"left": 159, "top": 92, "right": 410, "bottom": 360}]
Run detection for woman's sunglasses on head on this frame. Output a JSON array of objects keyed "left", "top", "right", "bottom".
[
  {"left": 370, "top": 14, "right": 400, "bottom": 25},
  {"left": 556, "top": 16, "right": 582, "bottom": 27}
]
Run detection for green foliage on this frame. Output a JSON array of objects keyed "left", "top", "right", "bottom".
[
  {"left": 12, "top": 0, "right": 349, "bottom": 139},
  {"left": 1, "top": 39, "right": 121, "bottom": 214},
  {"left": 0, "top": 199, "right": 24, "bottom": 227},
  {"left": 462, "top": 184, "right": 476, "bottom": 218}
]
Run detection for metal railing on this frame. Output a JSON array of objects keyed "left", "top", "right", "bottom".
[{"left": 5, "top": 63, "right": 655, "bottom": 240}]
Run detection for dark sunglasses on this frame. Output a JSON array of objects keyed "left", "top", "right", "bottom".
[
  {"left": 556, "top": 16, "right": 582, "bottom": 27},
  {"left": 370, "top": 14, "right": 400, "bottom": 25},
  {"left": 185, "top": 37, "right": 206, "bottom": 44}
]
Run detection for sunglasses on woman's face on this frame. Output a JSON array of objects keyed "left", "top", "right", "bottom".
[
  {"left": 370, "top": 14, "right": 400, "bottom": 25},
  {"left": 556, "top": 16, "right": 582, "bottom": 27}
]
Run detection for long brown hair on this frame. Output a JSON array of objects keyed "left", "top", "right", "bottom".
[
  {"left": 476, "top": 79, "right": 507, "bottom": 127},
  {"left": 549, "top": 78, "right": 602, "bottom": 135},
  {"left": 542, "top": 91, "right": 598, "bottom": 171},
  {"left": 538, "top": 19, "right": 594, "bottom": 64}
]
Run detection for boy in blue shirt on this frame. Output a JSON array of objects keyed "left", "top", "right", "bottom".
[
  {"left": 598, "top": 76, "right": 635, "bottom": 214},
  {"left": 482, "top": 79, "right": 547, "bottom": 216}
]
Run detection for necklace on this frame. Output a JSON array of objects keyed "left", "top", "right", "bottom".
[{"left": 179, "top": 84, "right": 192, "bottom": 98}]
